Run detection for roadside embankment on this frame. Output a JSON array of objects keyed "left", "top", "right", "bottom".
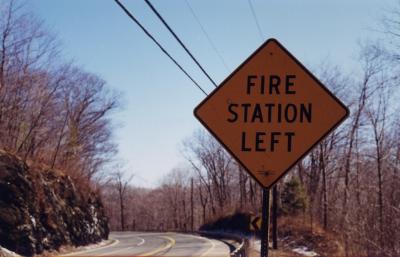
[{"left": 0, "top": 151, "right": 109, "bottom": 256}]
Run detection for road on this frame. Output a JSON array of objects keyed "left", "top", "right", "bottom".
[{"left": 63, "top": 232, "right": 230, "bottom": 257}]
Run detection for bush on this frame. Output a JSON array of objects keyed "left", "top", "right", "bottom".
[
  {"left": 199, "top": 212, "right": 251, "bottom": 234},
  {"left": 280, "top": 177, "right": 308, "bottom": 215}
]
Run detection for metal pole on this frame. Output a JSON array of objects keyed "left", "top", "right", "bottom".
[
  {"left": 272, "top": 186, "right": 278, "bottom": 249},
  {"left": 260, "top": 187, "right": 270, "bottom": 257}
]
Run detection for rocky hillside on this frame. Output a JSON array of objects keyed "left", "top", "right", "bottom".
[{"left": 0, "top": 151, "right": 109, "bottom": 256}]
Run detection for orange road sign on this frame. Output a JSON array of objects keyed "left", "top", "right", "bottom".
[{"left": 194, "top": 39, "right": 349, "bottom": 188}]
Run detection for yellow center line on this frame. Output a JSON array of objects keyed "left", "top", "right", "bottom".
[{"left": 140, "top": 235, "right": 176, "bottom": 256}]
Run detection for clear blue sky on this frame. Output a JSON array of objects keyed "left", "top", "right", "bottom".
[{"left": 30, "top": 0, "right": 394, "bottom": 187}]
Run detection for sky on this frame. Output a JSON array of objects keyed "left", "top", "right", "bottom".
[{"left": 29, "top": 0, "right": 395, "bottom": 187}]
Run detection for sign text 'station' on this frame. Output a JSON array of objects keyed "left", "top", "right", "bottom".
[{"left": 227, "top": 74, "right": 312, "bottom": 153}]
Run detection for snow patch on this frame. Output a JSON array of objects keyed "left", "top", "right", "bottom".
[
  {"left": 0, "top": 246, "right": 20, "bottom": 256},
  {"left": 42, "top": 237, "right": 49, "bottom": 244},
  {"left": 251, "top": 239, "right": 272, "bottom": 251},
  {"left": 251, "top": 238, "right": 319, "bottom": 256},
  {"left": 30, "top": 215, "right": 36, "bottom": 227},
  {"left": 292, "top": 246, "right": 318, "bottom": 256}
]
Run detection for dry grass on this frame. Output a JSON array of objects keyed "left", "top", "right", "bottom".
[
  {"left": 249, "top": 216, "right": 344, "bottom": 257},
  {"left": 278, "top": 216, "right": 344, "bottom": 257}
]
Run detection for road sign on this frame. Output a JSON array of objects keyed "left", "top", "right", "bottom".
[
  {"left": 194, "top": 38, "right": 349, "bottom": 188},
  {"left": 250, "top": 216, "right": 261, "bottom": 231}
]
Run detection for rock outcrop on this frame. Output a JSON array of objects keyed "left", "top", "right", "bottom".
[{"left": 0, "top": 151, "right": 109, "bottom": 256}]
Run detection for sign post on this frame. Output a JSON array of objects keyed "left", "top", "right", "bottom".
[
  {"left": 194, "top": 38, "right": 349, "bottom": 257},
  {"left": 260, "top": 188, "right": 270, "bottom": 257}
]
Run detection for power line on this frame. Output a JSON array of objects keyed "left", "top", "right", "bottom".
[
  {"left": 144, "top": 0, "right": 218, "bottom": 88},
  {"left": 247, "top": 0, "right": 264, "bottom": 41},
  {"left": 184, "top": 0, "right": 230, "bottom": 72},
  {"left": 113, "top": 0, "right": 208, "bottom": 95}
]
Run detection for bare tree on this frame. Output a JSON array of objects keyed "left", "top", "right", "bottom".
[
  {"left": 0, "top": 0, "right": 119, "bottom": 186},
  {"left": 111, "top": 169, "right": 133, "bottom": 231}
]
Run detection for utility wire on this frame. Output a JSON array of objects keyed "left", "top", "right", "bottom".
[
  {"left": 113, "top": 0, "right": 208, "bottom": 95},
  {"left": 247, "top": 0, "right": 264, "bottom": 41},
  {"left": 184, "top": 0, "right": 230, "bottom": 72},
  {"left": 144, "top": 0, "right": 218, "bottom": 88}
]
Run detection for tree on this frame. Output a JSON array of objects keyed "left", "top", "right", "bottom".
[
  {"left": 280, "top": 177, "right": 307, "bottom": 216},
  {"left": 111, "top": 169, "right": 133, "bottom": 231},
  {"left": 0, "top": 0, "right": 119, "bottom": 186},
  {"left": 183, "top": 130, "right": 235, "bottom": 218}
]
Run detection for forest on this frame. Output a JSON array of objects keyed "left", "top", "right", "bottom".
[{"left": 1, "top": 0, "right": 400, "bottom": 256}]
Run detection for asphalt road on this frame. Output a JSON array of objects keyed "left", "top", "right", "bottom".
[{"left": 63, "top": 232, "right": 230, "bottom": 257}]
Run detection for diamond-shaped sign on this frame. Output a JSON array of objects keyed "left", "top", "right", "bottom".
[{"left": 194, "top": 39, "right": 349, "bottom": 188}]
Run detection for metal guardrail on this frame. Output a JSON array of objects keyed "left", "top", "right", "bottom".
[
  {"left": 198, "top": 231, "right": 248, "bottom": 257},
  {"left": 230, "top": 239, "right": 247, "bottom": 257}
]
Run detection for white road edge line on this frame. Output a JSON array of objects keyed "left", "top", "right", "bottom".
[
  {"left": 141, "top": 235, "right": 176, "bottom": 256},
  {"left": 98, "top": 236, "right": 144, "bottom": 256},
  {"left": 181, "top": 234, "right": 216, "bottom": 257},
  {"left": 137, "top": 237, "right": 145, "bottom": 246},
  {"left": 96, "top": 235, "right": 149, "bottom": 256},
  {"left": 61, "top": 239, "right": 119, "bottom": 256},
  {"left": 199, "top": 237, "right": 216, "bottom": 257}
]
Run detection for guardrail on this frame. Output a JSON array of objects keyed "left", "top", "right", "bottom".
[
  {"left": 198, "top": 231, "right": 248, "bottom": 257},
  {"left": 230, "top": 239, "right": 247, "bottom": 257}
]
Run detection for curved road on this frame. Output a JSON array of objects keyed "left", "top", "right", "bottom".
[{"left": 63, "top": 232, "right": 230, "bottom": 256}]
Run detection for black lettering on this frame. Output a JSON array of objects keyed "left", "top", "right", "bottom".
[
  {"left": 269, "top": 75, "right": 280, "bottom": 94},
  {"left": 241, "top": 132, "right": 251, "bottom": 151},
  {"left": 300, "top": 103, "right": 312, "bottom": 122},
  {"left": 270, "top": 132, "right": 281, "bottom": 152},
  {"left": 227, "top": 103, "right": 239, "bottom": 122},
  {"left": 251, "top": 104, "right": 263, "bottom": 122},
  {"left": 285, "top": 103, "right": 297, "bottom": 123},
  {"left": 285, "top": 75, "right": 296, "bottom": 94},
  {"left": 265, "top": 103, "right": 274, "bottom": 122},
  {"left": 247, "top": 75, "right": 257, "bottom": 94},
  {"left": 285, "top": 132, "right": 295, "bottom": 152},
  {"left": 277, "top": 104, "right": 282, "bottom": 123},
  {"left": 242, "top": 103, "right": 251, "bottom": 122},
  {"left": 255, "top": 132, "right": 266, "bottom": 151},
  {"left": 260, "top": 75, "right": 265, "bottom": 94}
]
